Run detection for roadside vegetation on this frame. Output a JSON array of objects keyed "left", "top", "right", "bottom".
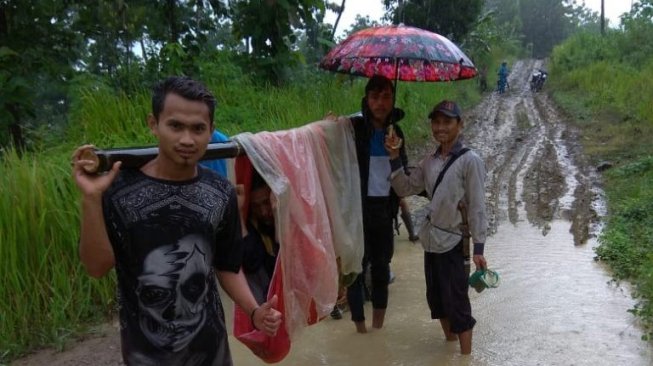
[{"left": 549, "top": 2, "right": 653, "bottom": 339}]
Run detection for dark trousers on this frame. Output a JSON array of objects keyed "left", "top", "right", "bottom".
[
  {"left": 348, "top": 197, "right": 394, "bottom": 322},
  {"left": 424, "top": 242, "right": 476, "bottom": 334}
]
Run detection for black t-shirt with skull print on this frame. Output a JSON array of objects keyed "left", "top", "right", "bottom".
[{"left": 103, "top": 166, "right": 243, "bottom": 366}]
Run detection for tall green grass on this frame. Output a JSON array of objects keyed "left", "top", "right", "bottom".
[
  {"left": 0, "top": 148, "right": 115, "bottom": 360},
  {"left": 596, "top": 157, "right": 653, "bottom": 338},
  {"left": 0, "top": 70, "right": 479, "bottom": 362}
]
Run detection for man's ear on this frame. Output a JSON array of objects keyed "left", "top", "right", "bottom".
[
  {"left": 361, "top": 97, "right": 368, "bottom": 115},
  {"left": 147, "top": 114, "right": 158, "bottom": 135}
]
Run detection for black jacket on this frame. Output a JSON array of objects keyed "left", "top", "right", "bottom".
[{"left": 351, "top": 98, "right": 409, "bottom": 216}]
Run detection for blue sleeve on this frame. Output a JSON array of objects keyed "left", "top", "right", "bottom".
[{"left": 200, "top": 130, "right": 229, "bottom": 177}]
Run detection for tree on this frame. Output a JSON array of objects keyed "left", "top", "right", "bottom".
[
  {"left": 326, "top": 0, "right": 346, "bottom": 40},
  {"left": 230, "top": 0, "right": 325, "bottom": 84},
  {"left": 615, "top": 0, "right": 653, "bottom": 67},
  {"left": 0, "top": 0, "right": 83, "bottom": 150},
  {"left": 518, "top": 0, "right": 576, "bottom": 57},
  {"left": 485, "top": 0, "right": 594, "bottom": 58},
  {"left": 72, "top": 0, "right": 233, "bottom": 88},
  {"left": 383, "top": 0, "right": 483, "bottom": 42}
]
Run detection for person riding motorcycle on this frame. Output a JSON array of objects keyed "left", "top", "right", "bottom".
[
  {"left": 530, "top": 68, "right": 548, "bottom": 92},
  {"left": 497, "top": 62, "right": 509, "bottom": 94}
]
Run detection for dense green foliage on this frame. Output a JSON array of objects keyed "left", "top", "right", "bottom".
[
  {"left": 383, "top": 0, "right": 484, "bottom": 42},
  {"left": 1, "top": 0, "right": 594, "bottom": 151},
  {"left": 486, "top": 0, "right": 600, "bottom": 57},
  {"left": 549, "top": 5, "right": 653, "bottom": 338}
]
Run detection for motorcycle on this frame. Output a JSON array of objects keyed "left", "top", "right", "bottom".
[
  {"left": 497, "top": 76, "right": 509, "bottom": 94},
  {"left": 530, "top": 70, "right": 547, "bottom": 92}
]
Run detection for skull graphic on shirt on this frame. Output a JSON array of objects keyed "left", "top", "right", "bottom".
[{"left": 136, "top": 234, "right": 210, "bottom": 351}]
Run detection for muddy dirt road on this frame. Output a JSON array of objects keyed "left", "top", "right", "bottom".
[{"left": 12, "top": 60, "right": 653, "bottom": 365}]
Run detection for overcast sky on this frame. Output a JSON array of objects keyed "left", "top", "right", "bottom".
[{"left": 324, "top": 1, "right": 634, "bottom": 37}]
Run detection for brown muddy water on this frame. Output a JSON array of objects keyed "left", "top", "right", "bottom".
[
  {"left": 229, "top": 222, "right": 652, "bottom": 366},
  {"left": 12, "top": 60, "right": 653, "bottom": 365}
]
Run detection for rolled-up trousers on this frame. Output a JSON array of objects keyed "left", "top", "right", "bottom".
[{"left": 347, "top": 197, "right": 394, "bottom": 322}]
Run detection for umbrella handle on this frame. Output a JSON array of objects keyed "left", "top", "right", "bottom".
[
  {"left": 458, "top": 58, "right": 466, "bottom": 79},
  {"left": 392, "top": 59, "right": 399, "bottom": 110}
]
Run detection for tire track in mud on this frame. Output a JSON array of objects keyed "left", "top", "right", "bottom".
[{"left": 460, "top": 59, "right": 596, "bottom": 244}]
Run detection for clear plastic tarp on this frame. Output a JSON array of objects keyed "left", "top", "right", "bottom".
[{"left": 232, "top": 118, "right": 363, "bottom": 362}]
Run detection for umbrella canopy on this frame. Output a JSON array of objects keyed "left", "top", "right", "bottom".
[{"left": 319, "top": 25, "right": 477, "bottom": 82}]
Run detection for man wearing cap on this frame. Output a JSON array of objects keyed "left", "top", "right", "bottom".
[{"left": 384, "top": 100, "right": 488, "bottom": 355}]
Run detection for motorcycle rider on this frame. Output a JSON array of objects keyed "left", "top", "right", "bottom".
[
  {"left": 497, "top": 61, "right": 509, "bottom": 94},
  {"left": 530, "top": 68, "right": 548, "bottom": 92}
]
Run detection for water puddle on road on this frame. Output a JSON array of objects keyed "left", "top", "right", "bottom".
[
  {"left": 229, "top": 217, "right": 653, "bottom": 365},
  {"left": 472, "top": 221, "right": 652, "bottom": 365}
]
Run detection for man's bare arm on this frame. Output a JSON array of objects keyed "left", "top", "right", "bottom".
[
  {"left": 79, "top": 195, "right": 116, "bottom": 277},
  {"left": 72, "top": 145, "right": 121, "bottom": 278},
  {"left": 217, "top": 269, "right": 282, "bottom": 336}
]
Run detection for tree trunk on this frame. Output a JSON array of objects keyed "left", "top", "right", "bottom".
[
  {"left": 167, "top": 0, "right": 178, "bottom": 42},
  {"left": 8, "top": 123, "right": 25, "bottom": 152},
  {"left": 140, "top": 37, "right": 148, "bottom": 63},
  {"left": 600, "top": 0, "right": 605, "bottom": 36},
  {"left": 0, "top": 3, "right": 7, "bottom": 37},
  {"left": 6, "top": 103, "right": 25, "bottom": 154},
  {"left": 330, "top": 0, "right": 346, "bottom": 40}
]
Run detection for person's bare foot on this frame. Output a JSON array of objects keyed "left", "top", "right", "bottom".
[
  {"left": 458, "top": 329, "right": 472, "bottom": 354},
  {"left": 372, "top": 309, "right": 386, "bottom": 329},
  {"left": 354, "top": 321, "right": 367, "bottom": 333},
  {"left": 439, "top": 318, "right": 458, "bottom": 341}
]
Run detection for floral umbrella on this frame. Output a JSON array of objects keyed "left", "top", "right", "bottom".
[{"left": 319, "top": 24, "right": 477, "bottom": 82}]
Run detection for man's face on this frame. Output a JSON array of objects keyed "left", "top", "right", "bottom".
[
  {"left": 430, "top": 113, "right": 463, "bottom": 146},
  {"left": 149, "top": 93, "right": 213, "bottom": 168},
  {"left": 366, "top": 87, "right": 394, "bottom": 124},
  {"left": 249, "top": 185, "right": 274, "bottom": 227}
]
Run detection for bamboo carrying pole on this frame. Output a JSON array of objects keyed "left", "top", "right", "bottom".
[{"left": 80, "top": 141, "right": 244, "bottom": 174}]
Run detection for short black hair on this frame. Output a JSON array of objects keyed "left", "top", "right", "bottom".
[
  {"left": 251, "top": 169, "right": 268, "bottom": 192},
  {"left": 364, "top": 75, "right": 394, "bottom": 96},
  {"left": 151, "top": 76, "right": 217, "bottom": 124}
]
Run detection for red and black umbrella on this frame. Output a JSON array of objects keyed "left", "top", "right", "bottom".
[{"left": 319, "top": 24, "right": 477, "bottom": 82}]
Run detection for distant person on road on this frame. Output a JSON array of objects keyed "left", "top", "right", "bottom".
[
  {"left": 530, "top": 68, "right": 548, "bottom": 92},
  {"left": 345, "top": 74, "right": 410, "bottom": 333},
  {"left": 71, "top": 76, "right": 281, "bottom": 365},
  {"left": 497, "top": 61, "right": 509, "bottom": 94},
  {"left": 384, "top": 100, "right": 488, "bottom": 355}
]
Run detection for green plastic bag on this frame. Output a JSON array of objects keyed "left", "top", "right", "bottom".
[{"left": 469, "top": 269, "right": 500, "bottom": 293}]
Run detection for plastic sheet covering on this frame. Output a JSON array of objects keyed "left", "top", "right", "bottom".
[{"left": 232, "top": 118, "right": 363, "bottom": 362}]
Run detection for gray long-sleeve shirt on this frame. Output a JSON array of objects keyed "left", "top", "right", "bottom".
[{"left": 390, "top": 140, "right": 488, "bottom": 254}]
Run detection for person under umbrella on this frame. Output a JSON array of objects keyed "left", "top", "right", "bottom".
[{"left": 344, "top": 74, "right": 410, "bottom": 333}]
